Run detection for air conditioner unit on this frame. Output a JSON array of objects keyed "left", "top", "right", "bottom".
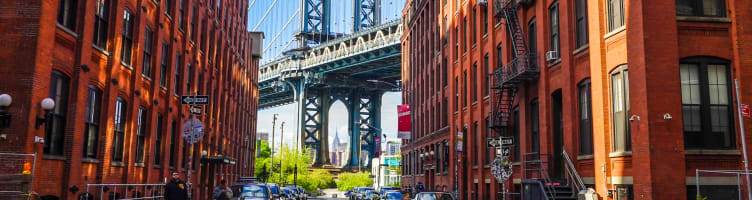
[
  {"left": 545, "top": 51, "right": 559, "bottom": 62},
  {"left": 477, "top": 0, "right": 488, "bottom": 6}
]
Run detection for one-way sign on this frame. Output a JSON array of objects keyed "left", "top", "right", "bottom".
[{"left": 181, "top": 95, "right": 209, "bottom": 105}]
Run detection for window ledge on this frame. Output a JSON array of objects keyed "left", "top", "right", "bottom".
[
  {"left": 472, "top": 166, "right": 478, "bottom": 169},
  {"left": 685, "top": 149, "right": 741, "bottom": 155},
  {"left": 154, "top": 165, "right": 162, "bottom": 169},
  {"left": 82, "top": 158, "right": 101, "bottom": 163},
  {"left": 512, "top": 162, "right": 521, "bottom": 166},
  {"left": 93, "top": 45, "right": 110, "bottom": 56},
  {"left": 43, "top": 155, "right": 66, "bottom": 161},
  {"left": 482, "top": 34, "right": 488, "bottom": 39},
  {"left": 676, "top": 16, "right": 731, "bottom": 23},
  {"left": 483, "top": 165, "right": 490, "bottom": 169},
  {"left": 111, "top": 161, "right": 125, "bottom": 167},
  {"left": 142, "top": 75, "right": 153, "bottom": 81},
  {"left": 604, "top": 26, "right": 626, "bottom": 39},
  {"left": 472, "top": 101, "right": 478, "bottom": 106},
  {"left": 547, "top": 59, "right": 562, "bottom": 68},
  {"left": 160, "top": 86, "right": 168, "bottom": 91},
  {"left": 168, "top": 166, "right": 176, "bottom": 170},
  {"left": 135, "top": 163, "right": 145, "bottom": 167},
  {"left": 56, "top": 23, "right": 79, "bottom": 38},
  {"left": 577, "top": 155, "right": 594, "bottom": 160},
  {"left": 121, "top": 62, "right": 133, "bottom": 70},
  {"left": 484, "top": 95, "right": 490, "bottom": 100},
  {"left": 164, "top": 13, "right": 173, "bottom": 21},
  {"left": 573, "top": 45, "right": 589, "bottom": 56},
  {"left": 609, "top": 151, "right": 632, "bottom": 158}
]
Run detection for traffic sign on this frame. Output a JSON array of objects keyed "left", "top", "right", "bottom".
[
  {"left": 181, "top": 95, "right": 209, "bottom": 105},
  {"left": 487, "top": 137, "right": 501, "bottom": 148},
  {"left": 456, "top": 132, "right": 464, "bottom": 153},
  {"left": 182, "top": 118, "right": 205, "bottom": 144},
  {"left": 500, "top": 136, "right": 514, "bottom": 145},
  {"left": 190, "top": 106, "right": 202, "bottom": 115},
  {"left": 499, "top": 146, "right": 511, "bottom": 157}
]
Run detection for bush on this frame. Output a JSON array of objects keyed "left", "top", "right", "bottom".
[{"left": 336, "top": 172, "right": 373, "bottom": 191}]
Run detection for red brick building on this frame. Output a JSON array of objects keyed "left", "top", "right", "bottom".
[
  {"left": 402, "top": 0, "right": 752, "bottom": 199},
  {"left": 0, "top": 0, "right": 261, "bottom": 199}
]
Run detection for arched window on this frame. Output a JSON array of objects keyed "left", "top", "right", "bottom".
[
  {"left": 680, "top": 57, "right": 734, "bottom": 149},
  {"left": 611, "top": 65, "right": 630, "bottom": 152}
]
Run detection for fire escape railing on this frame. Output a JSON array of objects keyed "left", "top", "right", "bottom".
[{"left": 490, "top": 0, "right": 539, "bottom": 131}]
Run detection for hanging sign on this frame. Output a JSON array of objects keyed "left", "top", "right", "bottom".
[{"left": 397, "top": 105, "right": 411, "bottom": 139}]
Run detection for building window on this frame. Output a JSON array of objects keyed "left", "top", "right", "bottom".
[
  {"left": 45, "top": 71, "right": 70, "bottom": 156},
  {"left": 607, "top": 0, "right": 625, "bottom": 32},
  {"left": 93, "top": 0, "right": 109, "bottom": 49},
  {"left": 528, "top": 18, "right": 537, "bottom": 68},
  {"left": 142, "top": 27, "right": 154, "bottom": 78},
  {"left": 575, "top": 0, "right": 588, "bottom": 48},
  {"left": 121, "top": 8, "right": 135, "bottom": 66},
  {"left": 135, "top": 107, "right": 147, "bottom": 164},
  {"left": 611, "top": 65, "right": 631, "bottom": 152},
  {"left": 164, "top": 0, "right": 173, "bottom": 17},
  {"left": 186, "top": 64, "right": 193, "bottom": 93},
  {"left": 463, "top": 17, "right": 467, "bottom": 53},
  {"left": 112, "top": 97, "right": 127, "bottom": 162},
  {"left": 485, "top": 117, "right": 492, "bottom": 165},
  {"left": 472, "top": 6, "right": 477, "bottom": 45},
  {"left": 549, "top": 2, "right": 560, "bottom": 55},
  {"left": 579, "top": 79, "right": 593, "bottom": 155},
  {"left": 513, "top": 107, "right": 520, "bottom": 162},
  {"left": 174, "top": 54, "right": 181, "bottom": 96},
  {"left": 681, "top": 57, "right": 734, "bottom": 149},
  {"left": 154, "top": 114, "right": 164, "bottom": 166},
  {"left": 472, "top": 63, "right": 477, "bottom": 103},
  {"left": 677, "top": 0, "right": 726, "bottom": 17},
  {"left": 473, "top": 121, "right": 479, "bottom": 167},
  {"left": 443, "top": 140, "right": 449, "bottom": 173},
  {"left": 169, "top": 120, "right": 177, "bottom": 167},
  {"left": 615, "top": 185, "right": 633, "bottom": 200},
  {"left": 496, "top": 43, "right": 503, "bottom": 68},
  {"left": 455, "top": 76, "right": 459, "bottom": 111},
  {"left": 83, "top": 86, "right": 102, "bottom": 159},
  {"left": 463, "top": 70, "right": 468, "bottom": 108},
  {"left": 160, "top": 43, "right": 169, "bottom": 88},
  {"left": 484, "top": 54, "right": 490, "bottom": 97},
  {"left": 530, "top": 100, "right": 540, "bottom": 154},
  {"left": 57, "top": 0, "right": 78, "bottom": 30},
  {"left": 179, "top": 0, "right": 186, "bottom": 31},
  {"left": 482, "top": 6, "right": 488, "bottom": 35},
  {"left": 687, "top": 185, "right": 739, "bottom": 200},
  {"left": 190, "top": 5, "right": 197, "bottom": 41},
  {"left": 455, "top": 27, "right": 459, "bottom": 61}
]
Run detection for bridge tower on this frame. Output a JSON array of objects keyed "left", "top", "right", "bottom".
[
  {"left": 299, "top": 0, "right": 331, "bottom": 45},
  {"left": 352, "top": 0, "right": 381, "bottom": 32}
]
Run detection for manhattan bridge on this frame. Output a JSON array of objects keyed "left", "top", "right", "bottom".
[{"left": 252, "top": 0, "right": 404, "bottom": 170}]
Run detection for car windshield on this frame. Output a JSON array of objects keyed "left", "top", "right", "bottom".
[
  {"left": 417, "top": 193, "right": 453, "bottom": 200},
  {"left": 386, "top": 193, "right": 403, "bottom": 199},
  {"left": 241, "top": 185, "right": 268, "bottom": 198}
]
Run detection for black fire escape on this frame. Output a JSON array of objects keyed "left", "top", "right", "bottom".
[{"left": 490, "top": 0, "right": 538, "bottom": 133}]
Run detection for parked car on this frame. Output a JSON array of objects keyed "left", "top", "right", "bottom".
[
  {"left": 378, "top": 187, "right": 399, "bottom": 195},
  {"left": 266, "top": 183, "right": 281, "bottom": 200},
  {"left": 364, "top": 190, "right": 379, "bottom": 200},
  {"left": 382, "top": 191, "right": 403, "bottom": 200},
  {"left": 356, "top": 187, "right": 375, "bottom": 200},
  {"left": 347, "top": 187, "right": 362, "bottom": 200},
  {"left": 280, "top": 187, "right": 296, "bottom": 200},
  {"left": 413, "top": 192, "right": 454, "bottom": 200},
  {"left": 234, "top": 183, "right": 273, "bottom": 200},
  {"left": 295, "top": 186, "right": 307, "bottom": 200}
]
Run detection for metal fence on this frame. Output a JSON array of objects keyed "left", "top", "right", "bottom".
[
  {"left": 0, "top": 152, "right": 37, "bottom": 200},
  {"left": 83, "top": 184, "right": 165, "bottom": 200}
]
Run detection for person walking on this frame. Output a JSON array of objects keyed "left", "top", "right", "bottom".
[
  {"left": 165, "top": 172, "right": 188, "bottom": 200},
  {"left": 213, "top": 179, "right": 233, "bottom": 200}
]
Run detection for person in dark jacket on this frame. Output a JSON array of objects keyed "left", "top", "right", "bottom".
[
  {"left": 213, "top": 179, "right": 233, "bottom": 200},
  {"left": 165, "top": 172, "right": 188, "bottom": 200}
]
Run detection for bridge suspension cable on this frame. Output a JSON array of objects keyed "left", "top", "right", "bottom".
[
  {"left": 264, "top": 9, "right": 300, "bottom": 53},
  {"left": 251, "top": 0, "right": 281, "bottom": 31},
  {"left": 247, "top": 0, "right": 257, "bottom": 11}
]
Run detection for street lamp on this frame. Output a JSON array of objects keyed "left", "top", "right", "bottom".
[
  {"left": 35, "top": 98, "right": 55, "bottom": 129},
  {"left": 0, "top": 94, "right": 12, "bottom": 139},
  {"left": 366, "top": 79, "right": 416, "bottom": 194}
]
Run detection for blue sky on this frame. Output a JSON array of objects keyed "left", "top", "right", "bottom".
[{"left": 249, "top": 0, "right": 406, "bottom": 151}]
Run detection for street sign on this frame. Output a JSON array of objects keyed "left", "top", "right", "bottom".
[
  {"left": 743, "top": 104, "right": 750, "bottom": 117},
  {"left": 182, "top": 118, "right": 205, "bottom": 144},
  {"left": 487, "top": 137, "right": 501, "bottom": 148},
  {"left": 500, "top": 136, "right": 514, "bottom": 146},
  {"left": 181, "top": 95, "right": 209, "bottom": 105},
  {"left": 499, "top": 146, "right": 511, "bottom": 157},
  {"left": 189, "top": 105, "right": 202, "bottom": 115},
  {"left": 456, "top": 132, "right": 464, "bottom": 153}
]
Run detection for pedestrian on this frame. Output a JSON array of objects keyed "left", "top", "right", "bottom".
[
  {"left": 213, "top": 179, "right": 233, "bottom": 200},
  {"left": 165, "top": 172, "right": 188, "bottom": 200}
]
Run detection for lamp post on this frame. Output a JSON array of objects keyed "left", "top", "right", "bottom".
[
  {"left": 366, "top": 80, "right": 415, "bottom": 195},
  {"left": 0, "top": 94, "right": 12, "bottom": 137},
  {"left": 270, "top": 114, "right": 278, "bottom": 180},
  {"left": 284, "top": 46, "right": 309, "bottom": 187}
]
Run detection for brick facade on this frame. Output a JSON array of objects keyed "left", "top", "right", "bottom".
[
  {"left": 0, "top": 0, "right": 261, "bottom": 199},
  {"left": 402, "top": 0, "right": 752, "bottom": 199}
]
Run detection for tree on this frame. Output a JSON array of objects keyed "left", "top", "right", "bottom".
[
  {"left": 254, "top": 140, "right": 272, "bottom": 181},
  {"left": 255, "top": 142, "right": 335, "bottom": 192},
  {"left": 336, "top": 172, "right": 373, "bottom": 191}
]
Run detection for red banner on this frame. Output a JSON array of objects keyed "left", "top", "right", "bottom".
[{"left": 397, "top": 104, "right": 411, "bottom": 139}]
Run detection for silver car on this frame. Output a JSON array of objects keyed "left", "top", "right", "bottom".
[{"left": 413, "top": 192, "right": 454, "bottom": 200}]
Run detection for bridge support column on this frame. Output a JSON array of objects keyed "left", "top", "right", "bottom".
[
  {"left": 344, "top": 90, "right": 383, "bottom": 170},
  {"left": 303, "top": 89, "right": 332, "bottom": 167}
]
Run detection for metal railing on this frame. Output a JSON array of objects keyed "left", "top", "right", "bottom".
[
  {"left": 562, "top": 150, "right": 586, "bottom": 193},
  {"left": 84, "top": 183, "right": 165, "bottom": 200},
  {"left": 0, "top": 152, "right": 37, "bottom": 200}
]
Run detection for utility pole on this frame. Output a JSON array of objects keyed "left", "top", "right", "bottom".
[
  {"left": 280, "top": 122, "right": 285, "bottom": 184},
  {"left": 271, "top": 114, "right": 278, "bottom": 178}
]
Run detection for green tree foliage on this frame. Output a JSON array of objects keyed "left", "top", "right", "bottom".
[
  {"left": 255, "top": 142, "right": 334, "bottom": 192},
  {"left": 336, "top": 172, "right": 373, "bottom": 191}
]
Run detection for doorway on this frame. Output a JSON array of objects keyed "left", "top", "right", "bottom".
[{"left": 551, "top": 90, "right": 564, "bottom": 179}]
